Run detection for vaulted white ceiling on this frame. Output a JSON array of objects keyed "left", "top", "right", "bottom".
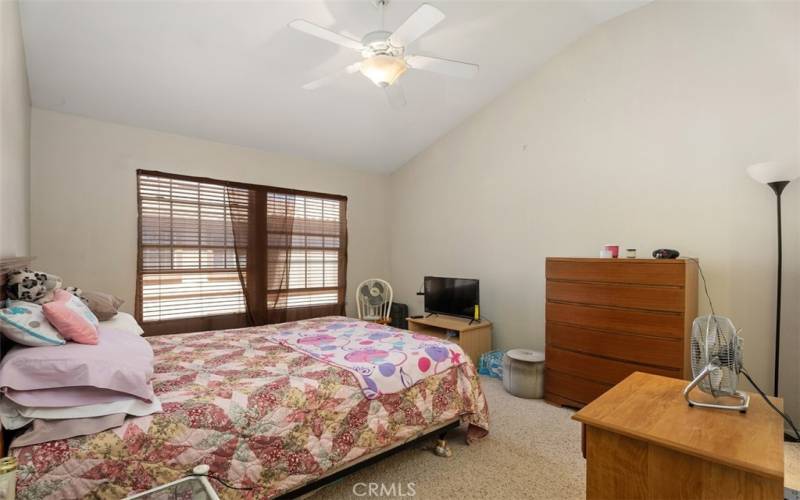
[{"left": 20, "top": 0, "right": 646, "bottom": 172}]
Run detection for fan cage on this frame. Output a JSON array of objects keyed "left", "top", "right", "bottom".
[{"left": 690, "top": 315, "right": 742, "bottom": 397}]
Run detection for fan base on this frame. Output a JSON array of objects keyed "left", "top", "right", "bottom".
[
  {"left": 683, "top": 363, "right": 750, "bottom": 412},
  {"left": 684, "top": 386, "right": 750, "bottom": 412}
]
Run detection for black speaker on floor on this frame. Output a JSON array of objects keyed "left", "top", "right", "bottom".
[{"left": 390, "top": 303, "right": 409, "bottom": 330}]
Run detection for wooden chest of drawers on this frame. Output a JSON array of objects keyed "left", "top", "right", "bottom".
[{"left": 544, "top": 258, "right": 697, "bottom": 408}]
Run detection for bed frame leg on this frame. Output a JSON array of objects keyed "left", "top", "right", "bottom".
[{"left": 433, "top": 431, "right": 452, "bottom": 458}]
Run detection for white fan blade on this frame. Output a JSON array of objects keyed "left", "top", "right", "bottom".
[
  {"left": 406, "top": 55, "right": 479, "bottom": 79},
  {"left": 302, "top": 63, "right": 361, "bottom": 91},
  {"left": 289, "top": 19, "right": 363, "bottom": 51},
  {"left": 388, "top": 4, "right": 445, "bottom": 48},
  {"left": 385, "top": 83, "right": 407, "bottom": 109}
]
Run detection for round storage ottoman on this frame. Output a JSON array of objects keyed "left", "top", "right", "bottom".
[{"left": 502, "top": 349, "right": 545, "bottom": 399}]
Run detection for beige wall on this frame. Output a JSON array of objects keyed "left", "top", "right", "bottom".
[
  {"left": 388, "top": 1, "right": 800, "bottom": 417},
  {"left": 30, "top": 108, "right": 390, "bottom": 318},
  {"left": 0, "top": 0, "right": 31, "bottom": 257}
]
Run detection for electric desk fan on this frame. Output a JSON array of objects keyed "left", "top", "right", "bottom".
[{"left": 683, "top": 314, "right": 750, "bottom": 412}]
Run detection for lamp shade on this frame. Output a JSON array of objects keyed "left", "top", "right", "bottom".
[
  {"left": 359, "top": 55, "right": 407, "bottom": 88},
  {"left": 746, "top": 161, "right": 800, "bottom": 184}
]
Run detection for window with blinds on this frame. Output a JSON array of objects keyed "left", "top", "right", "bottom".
[
  {"left": 136, "top": 171, "right": 347, "bottom": 328},
  {"left": 267, "top": 193, "right": 343, "bottom": 309},
  {"left": 138, "top": 174, "right": 247, "bottom": 322}
]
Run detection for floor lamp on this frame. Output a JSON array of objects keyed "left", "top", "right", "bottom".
[{"left": 747, "top": 161, "right": 799, "bottom": 398}]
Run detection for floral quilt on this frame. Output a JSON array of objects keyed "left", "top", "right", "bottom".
[
  {"left": 12, "top": 318, "right": 489, "bottom": 499},
  {"left": 267, "top": 317, "right": 466, "bottom": 399}
]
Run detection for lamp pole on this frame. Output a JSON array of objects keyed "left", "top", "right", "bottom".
[
  {"left": 748, "top": 162, "right": 800, "bottom": 442},
  {"left": 768, "top": 180, "right": 789, "bottom": 397}
]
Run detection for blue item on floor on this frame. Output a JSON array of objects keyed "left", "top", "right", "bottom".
[{"left": 478, "top": 350, "right": 504, "bottom": 379}]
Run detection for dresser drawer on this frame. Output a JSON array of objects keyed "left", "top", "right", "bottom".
[
  {"left": 546, "top": 346, "right": 680, "bottom": 386},
  {"left": 546, "top": 259, "right": 686, "bottom": 286},
  {"left": 546, "top": 280, "right": 684, "bottom": 313},
  {"left": 546, "top": 302, "right": 684, "bottom": 339},
  {"left": 545, "top": 369, "right": 611, "bottom": 407},
  {"left": 546, "top": 323, "right": 685, "bottom": 369}
]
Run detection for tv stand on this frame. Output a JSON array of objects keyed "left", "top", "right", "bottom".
[{"left": 406, "top": 314, "right": 492, "bottom": 366}]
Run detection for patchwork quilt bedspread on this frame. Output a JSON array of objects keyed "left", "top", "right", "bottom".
[{"left": 12, "top": 317, "right": 489, "bottom": 499}]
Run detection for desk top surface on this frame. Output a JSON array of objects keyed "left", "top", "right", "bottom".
[
  {"left": 405, "top": 314, "right": 491, "bottom": 332},
  {"left": 573, "top": 371, "right": 784, "bottom": 479}
]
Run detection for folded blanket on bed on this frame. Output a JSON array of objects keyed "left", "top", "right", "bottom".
[
  {"left": 266, "top": 316, "right": 467, "bottom": 399},
  {"left": 0, "top": 325, "right": 158, "bottom": 441},
  {"left": 0, "top": 326, "right": 154, "bottom": 401}
]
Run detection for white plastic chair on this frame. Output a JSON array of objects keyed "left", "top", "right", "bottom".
[{"left": 356, "top": 279, "right": 393, "bottom": 323}]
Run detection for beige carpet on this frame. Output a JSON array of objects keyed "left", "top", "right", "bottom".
[{"left": 310, "top": 376, "right": 800, "bottom": 499}]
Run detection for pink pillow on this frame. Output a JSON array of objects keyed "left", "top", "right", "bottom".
[{"left": 43, "top": 289, "right": 100, "bottom": 344}]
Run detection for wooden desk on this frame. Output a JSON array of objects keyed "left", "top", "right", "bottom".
[
  {"left": 406, "top": 315, "right": 492, "bottom": 366},
  {"left": 573, "top": 372, "right": 784, "bottom": 499}
]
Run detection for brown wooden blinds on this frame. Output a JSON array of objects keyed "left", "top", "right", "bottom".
[
  {"left": 267, "top": 193, "right": 345, "bottom": 309},
  {"left": 137, "top": 174, "right": 248, "bottom": 322},
  {"left": 136, "top": 170, "right": 347, "bottom": 333}
]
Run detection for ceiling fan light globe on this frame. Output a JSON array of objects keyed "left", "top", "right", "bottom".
[{"left": 360, "top": 55, "right": 407, "bottom": 87}]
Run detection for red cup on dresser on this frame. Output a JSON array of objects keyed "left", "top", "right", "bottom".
[{"left": 603, "top": 244, "right": 619, "bottom": 258}]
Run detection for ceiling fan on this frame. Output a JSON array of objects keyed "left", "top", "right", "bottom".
[{"left": 289, "top": 1, "right": 479, "bottom": 107}]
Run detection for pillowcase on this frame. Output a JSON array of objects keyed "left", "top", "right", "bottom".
[
  {"left": 43, "top": 289, "right": 100, "bottom": 344},
  {"left": 10, "top": 414, "right": 127, "bottom": 448},
  {"left": 0, "top": 300, "right": 66, "bottom": 347},
  {"left": 4, "top": 386, "right": 144, "bottom": 408},
  {"left": 5, "top": 268, "right": 62, "bottom": 304},
  {"left": 101, "top": 311, "right": 144, "bottom": 336},
  {"left": 81, "top": 291, "right": 124, "bottom": 321},
  {"left": 0, "top": 325, "right": 154, "bottom": 401},
  {"left": 0, "top": 393, "right": 161, "bottom": 430}
]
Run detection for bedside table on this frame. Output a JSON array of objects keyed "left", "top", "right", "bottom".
[{"left": 573, "top": 372, "right": 784, "bottom": 499}]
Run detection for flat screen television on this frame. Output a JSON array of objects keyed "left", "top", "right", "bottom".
[{"left": 424, "top": 276, "right": 480, "bottom": 319}]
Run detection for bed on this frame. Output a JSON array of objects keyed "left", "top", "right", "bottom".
[{"left": 7, "top": 315, "right": 489, "bottom": 499}]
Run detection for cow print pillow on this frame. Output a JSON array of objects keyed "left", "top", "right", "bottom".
[{"left": 5, "top": 269, "right": 63, "bottom": 304}]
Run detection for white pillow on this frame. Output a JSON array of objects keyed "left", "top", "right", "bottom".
[
  {"left": 0, "top": 300, "right": 66, "bottom": 346},
  {"left": 100, "top": 311, "right": 144, "bottom": 336}
]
